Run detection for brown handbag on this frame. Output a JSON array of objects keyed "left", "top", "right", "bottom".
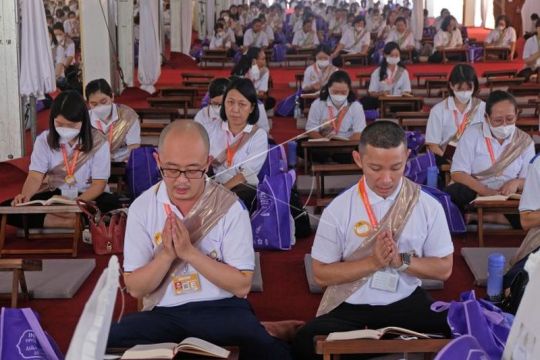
[{"left": 77, "top": 200, "right": 127, "bottom": 255}]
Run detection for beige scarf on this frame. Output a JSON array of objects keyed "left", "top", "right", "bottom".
[
  {"left": 446, "top": 97, "right": 483, "bottom": 145},
  {"left": 316, "top": 178, "right": 421, "bottom": 316},
  {"left": 511, "top": 227, "right": 540, "bottom": 266},
  {"left": 493, "top": 28, "right": 509, "bottom": 47},
  {"left": 143, "top": 179, "right": 239, "bottom": 310},
  {"left": 107, "top": 104, "right": 138, "bottom": 154}
]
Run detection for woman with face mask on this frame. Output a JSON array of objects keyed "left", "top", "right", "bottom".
[
  {"left": 368, "top": 42, "right": 411, "bottom": 98},
  {"left": 52, "top": 22, "right": 75, "bottom": 82},
  {"left": 429, "top": 15, "right": 464, "bottom": 63},
  {"left": 301, "top": 45, "right": 338, "bottom": 93},
  {"left": 445, "top": 91, "right": 535, "bottom": 229},
  {"left": 5, "top": 91, "right": 116, "bottom": 229},
  {"left": 86, "top": 79, "right": 141, "bottom": 163},
  {"left": 209, "top": 23, "right": 233, "bottom": 51},
  {"left": 330, "top": 16, "right": 371, "bottom": 67},
  {"left": 484, "top": 15, "right": 517, "bottom": 60},
  {"left": 426, "top": 64, "right": 486, "bottom": 165}
]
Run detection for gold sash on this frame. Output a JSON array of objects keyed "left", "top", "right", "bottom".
[
  {"left": 109, "top": 104, "right": 139, "bottom": 153},
  {"left": 212, "top": 125, "right": 259, "bottom": 168},
  {"left": 303, "top": 32, "right": 314, "bottom": 47},
  {"left": 40, "top": 129, "right": 107, "bottom": 192},
  {"left": 493, "top": 28, "right": 508, "bottom": 47},
  {"left": 397, "top": 30, "right": 410, "bottom": 48},
  {"left": 444, "top": 30, "right": 455, "bottom": 48},
  {"left": 446, "top": 97, "right": 482, "bottom": 145},
  {"left": 350, "top": 29, "right": 368, "bottom": 51},
  {"left": 473, "top": 128, "right": 533, "bottom": 180},
  {"left": 142, "top": 179, "right": 239, "bottom": 310},
  {"left": 316, "top": 178, "right": 421, "bottom": 316},
  {"left": 511, "top": 227, "right": 540, "bottom": 266}
]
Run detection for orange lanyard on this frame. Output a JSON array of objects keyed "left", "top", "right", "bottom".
[
  {"left": 358, "top": 178, "right": 378, "bottom": 227},
  {"left": 60, "top": 144, "right": 80, "bottom": 178},
  {"left": 164, "top": 204, "right": 172, "bottom": 216},
  {"left": 96, "top": 121, "right": 114, "bottom": 144},
  {"left": 226, "top": 133, "right": 245, "bottom": 167},
  {"left": 453, "top": 110, "right": 469, "bottom": 137},
  {"left": 327, "top": 105, "right": 348, "bottom": 133},
  {"left": 484, "top": 137, "right": 496, "bottom": 165},
  {"left": 385, "top": 66, "right": 397, "bottom": 85}
]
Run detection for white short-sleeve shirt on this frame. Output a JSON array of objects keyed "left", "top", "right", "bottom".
[
  {"left": 208, "top": 122, "right": 268, "bottom": 186},
  {"left": 433, "top": 29, "right": 463, "bottom": 52},
  {"left": 89, "top": 104, "right": 141, "bottom": 162},
  {"left": 123, "top": 181, "right": 255, "bottom": 308},
  {"left": 292, "top": 30, "right": 320, "bottom": 47},
  {"left": 194, "top": 103, "right": 270, "bottom": 134},
  {"left": 523, "top": 35, "right": 540, "bottom": 66},
  {"left": 248, "top": 68, "right": 270, "bottom": 93},
  {"left": 311, "top": 179, "right": 454, "bottom": 306},
  {"left": 520, "top": 155, "right": 540, "bottom": 211},
  {"left": 243, "top": 29, "right": 269, "bottom": 48},
  {"left": 306, "top": 99, "right": 366, "bottom": 138},
  {"left": 368, "top": 67, "right": 412, "bottom": 95},
  {"left": 451, "top": 122, "right": 536, "bottom": 189},
  {"left": 385, "top": 29, "right": 415, "bottom": 49},
  {"left": 485, "top": 27, "right": 517, "bottom": 47},
  {"left": 29, "top": 130, "right": 111, "bottom": 193},
  {"left": 209, "top": 34, "right": 232, "bottom": 50},
  {"left": 302, "top": 64, "right": 338, "bottom": 91},
  {"left": 263, "top": 24, "right": 274, "bottom": 42},
  {"left": 425, "top": 97, "right": 486, "bottom": 147},
  {"left": 55, "top": 38, "right": 76, "bottom": 65},
  {"left": 340, "top": 28, "right": 371, "bottom": 53}
]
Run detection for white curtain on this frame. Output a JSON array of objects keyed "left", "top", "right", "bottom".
[
  {"left": 138, "top": 0, "right": 161, "bottom": 94},
  {"left": 180, "top": 1, "right": 193, "bottom": 54},
  {"left": 206, "top": 0, "right": 215, "bottom": 40},
  {"left": 410, "top": 0, "right": 423, "bottom": 48},
  {"left": 170, "top": 0, "right": 181, "bottom": 52},
  {"left": 19, "top": 0, "right": 56, "bottom": 98},
  {"left": 480, "top": 0, "right": 488, "bottom": 27}
]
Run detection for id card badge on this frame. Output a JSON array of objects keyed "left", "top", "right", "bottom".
[
  {"left": 370, "top": 268, "right": 399, "bottom": 293},
  {"left": 172, "top": 273, "right": 202, "bottom": 295},
  {"left": 61, "top": 187, "right": 78, "bottom": 200}
]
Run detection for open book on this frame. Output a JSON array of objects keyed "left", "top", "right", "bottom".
[
  {"left": 307, "top": 135, "right": 350, "bottom": 142},
  {"left": 472, "top": 193, "right": 521, "bottom": 203},
  {"left": 120, "top": 338, "right": 231, "bottom": 359},
  {"left": 15, "top": 196, "right": 77, "bottom": 207},
  {"left": 326, "top": 326, "right": 444, "bottom": 341}
]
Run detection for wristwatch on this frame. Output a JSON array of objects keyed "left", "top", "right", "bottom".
[{"left": 396, "top": 252, "right": 412, "bottom": 272}]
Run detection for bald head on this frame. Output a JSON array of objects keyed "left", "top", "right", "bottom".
[{"left": 158, "top": 121, "right": 210, "bottom": 156}]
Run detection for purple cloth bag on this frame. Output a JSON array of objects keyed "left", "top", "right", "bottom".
[
  {"left": 258, "top": 144, "right": 288, "bottom": 182},
  {"left": 404, "top": 151, "right": 435, "bottom": 185},
  {"left": 421, "top": 186, "right": 466, "bottom": 234},
  {"left": 434, "top": 335, "right": 489, "bottom": 360},
  {"left": 275, "top": 89, "right": 301, "bottom": 117},
  {"left": 431, "top": 290, "right": 513, "bottom": 360},
  {"left": 0, "top": 307, "right": 63, "bottom": 360}
]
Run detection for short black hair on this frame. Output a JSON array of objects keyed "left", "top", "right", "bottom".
[
  {"left": 48, "top": 91, "right": 93, "bottom": 152},
  {"left": 320, "top": 70, "right": 356, "bottom": 104},
  {"left": 52, "top": 22, "right": 65, "bottom": 33},
  {"left": 485, "top": 90, "right": 517, "bottom": 116},
  {"left": 314, "top": 44, "right": 332, "bottom": 57},
  {"left": 352, "top": 16, "right": 366, "bottom": 26},
  {"left": 231, "top": 46, "right": 262, "bottom": 77},
  {"left": 220, "top": 77, "right": 260, "bottom": 125},
  {"left": 495, "top": 15, "right": 511, "bottom": 28},
  {"left": 441, "top": 15, "right": 456, "bottom": 32},
  {"left": 303, "top": 19, "right": 312, "bottom": 27},
  {"left": 395, "top": 16, "right": 407, "bottom": 25},
  {"left": 358, "top": 120, "right": 407, "bottom": 153},
  {"left": 448, "top": 64, "right": 480, "bottom": 97},
  {"left": 531, "top": 13, "right": 538, "bottom": 20},
  {"left": 85, "top": 78, "right": 113, "bottom": 100},
  {"left": 208, "top": 78, "right": 230, "bottom": 99}
]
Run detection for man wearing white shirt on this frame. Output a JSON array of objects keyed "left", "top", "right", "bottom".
[
  {"left": 292, "top": 121, "right": 453, "bottom": 360},
  {"left": 519, "top": 20, "right": 540, "bottom": 82},
  {"left": 243, "top": 19, "right": 270, "bottom": 49},
  {"left": 292, "top": 20, "right": 320, "bottom": 49},
  {"left": 520, "top": 154, "right": 540, "bottom": 230},
  {"left": 385, "top": 17, "right": 415, "bottom": 53}
]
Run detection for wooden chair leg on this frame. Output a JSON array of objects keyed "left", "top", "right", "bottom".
[
  {"left": 478, "top": 207, "right": 484, "bottom": 247},
  {"left": 19, "top": 270, "right": 29, "bottom": 301},
  {"left": 0, "top": 214, "right": 6, "bottom": 258},
  {"left": 72, "top": 214, "right": 81, "bottom": 257},
  {"left": 11, "top": 268, "right": 20, "bottom": 308}
]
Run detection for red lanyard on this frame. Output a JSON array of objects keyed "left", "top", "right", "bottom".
[
  {"left": 358, "top": 178, "right": 378, "bottom": 227},
  {"left": 96, "top": 121, "right": 114, "bottom": 144},
  {"left": 385, "top": 66, "right": 397, "bottom": 85},
  {"left": 164, "top": 204, "right": 172, "bottom": 216},
  {"left": 327, "top": 105, "right": 348, "bottom": 133},
  {"left": 60, "top": 144, "right": 80, "bottom": 180},
  {"left": 226, "top": 133, "right": 245, "bottom": 167},
  {"left": 453, "top": 110, "right": 469, "bottom": 137},
  {"left": 484, "top": 137, "right": 496, "bottom": 165}
]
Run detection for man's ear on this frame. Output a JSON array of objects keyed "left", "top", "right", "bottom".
[
  {"left": 153, "top": 152, "right": 160, "bottom": 168},
  {"left": 352, "top": 150, "right": 363, "bottom": 169}
]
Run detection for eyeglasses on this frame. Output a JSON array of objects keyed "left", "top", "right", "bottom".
[
  {"left": 159, "top": 168, "right": 206, "bottom": 179},
  {"left": 489, "top": 115, "right": 517, "bottom": 127}
]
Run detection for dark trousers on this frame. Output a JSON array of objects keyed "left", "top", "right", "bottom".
[
  {"left": 108, "top": 297, "right": 291, "bottom": 360},
  {"left": 291, "top": 287, "right": 450, "bottom": 360},
  {"left": 231, "top": 183, "right": 257, "bottom": 213}
]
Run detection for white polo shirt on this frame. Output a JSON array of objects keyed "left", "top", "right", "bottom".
[
  {"left": 89, "top": 104, "right": 141, "bottom": 162},
  {"left": 425, "top": 97, "right": 486, "bottom": 147},
  {"left": 194, "top": 103, "right": 270, "bottom": 133},
  {"left": 306, "top": 99, "right": 366, "bottom": 138},
  {"left": 208, "top": 122, "right": 268, "bottom": 186},
  {"left": 302, "top": 64, "right": 338, "bottom": 91},
  {"left": 385, "top": 30, "right": 415, "bottom": 49},
  {"left": 311, "top": 179, "right": 454, "bottom": 306},
  {"left": 451, "top": 122, "right": 535, "bottom": 190},
  {"left": 263, "top": 24, "right": 275, "bottom": 42},
  {"left": 433, "top": 29, "right": 463, "bottom": 52},
  {"left": 292, "top": 30, "right": 320, "bottom": 47},
  {"left": 243, "top": 29, "right": 269, "bottom": 48},
  {"left": 523, "top": 35, "right": 540, "bottom": 67},
  {"left": 340, "top": 28, "right": 371, "bottom": 53},
  {"left": 485, "top": 27, "right": 517, "bottom": 48},
  {"left": 123, "top": 181, "right": 255, "bottom": 308},
  {"left": 29, "top": 130, "right": 111, "bottom": 193},
  {"left": 519, "top": 155, "right": 540, "bottom": 212},
  {"left": 368, "top": 67, "right": 412, "bottom": 95},
  {"left": 248, "top": 68, "right": 270, "bottom": 93},
  {"left": 209, "top": 34, "right": 232, "bottom": 50}
]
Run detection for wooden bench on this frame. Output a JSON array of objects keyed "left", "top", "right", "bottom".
[
  {"left": 157, "top": 86, "right": 199, "bottom": 103},
  {"left": 315, "top": 336, "right": 451, "bottom": 360},
  {"left": 200, "top": 50, "right": 230, "bottom": 67},
  {"left": 471, "top": 200, "right": 524, "bottom": 247},
  {"left": 401, "top": 118, "right": 428, "bottom": 131},
  {"left": 342, "top": 52, "right": 369, "bottom": 66},
  {"left": 295, "top": 72, "right": 304, "bottom": 89},
  {"left": 425, "top": 79, "right": 448, "bottom": 97},
  {"left": 486, "top": 77, "right": 525, "bottom": 91},
  {"left": 300, "top": 140, "right": 359, "bottom": 174},
  {"left": 356, "top": 73, "right": 372, "bottom": 88},
  {"left": 0, "top": 259, "right": 42, "bottom": 307},
  {"left": 312, "top": 163, "right": 361, "bottom": 208},
  {"left": 135, "top": 107, "right": 184, "bottom": 123},
  {"left": 516, "top": 118, "right": 539, "bottom": 134},
  {"left": 414, "top": 72, "right": 447, "bottom": 87},
  {"left": 482, "top": 69, "right": 518, "bottom": 80},
  {"left": 183, "top": 78, "right": 213, "bottom": 88},
  {"left": 440, "top": 164, "right": 451, "bottom": 187},
  {"left": 379, "top": 96, "right": 424, "bottom": 117},
  {"left": 441, "top": 47, "right": 467, "bottom": 63},
  {"left": 483, "top": 46, "right": 511, "bottom": 62},
  {"left": 396, "top": 111, "right": 429, "bottom": 121},
  {"left": 146, "top": 96, "right": 191, "bottom": 117},
  {"left": 285, "top": 54, "right": 313, "bottom": 67},
  {"left": 0, "top": 205, "right": 83, "bottom": 257},
  {"left": 509, "top": 84, "right": 540, "bottom": 97},
  {"left": 181, "top": 72, "right": 214, "bottom": 81}
]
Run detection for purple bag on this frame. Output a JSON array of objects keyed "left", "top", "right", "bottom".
[
  {"left": 200, "top": 92, "right": 210, "bottom": 108},
  {"left": 251, "top": 170, "right": 295, "bottom": 250},
  {"left": 431, "top": 290, "right": 513, "bottom": 360},
  {"left": 276, "top": 89, "right": 300, "bottom": 117},
  {"left": 405, "top": 151, "right": 436, "bottom": 185},
  {"left": 406, "top": 131, "right": 425, "bottom": 158},
  {"left": 0, "top": 308, "right": 63, "bottom": 360},
  {"left": 258, "top": 143, "right": 287, "bottom": 182},
  {"left": 434, "top": 335, "right": 489, "bottom": 360},
  {"left": 421, "top": 185, "right": 466, "bottom": 234},
  {"left": 272, "top": 44, "right": 287, "bottom": 62},
  {"left": 126, "top": 146, "right": 161, "bottom": 199}
]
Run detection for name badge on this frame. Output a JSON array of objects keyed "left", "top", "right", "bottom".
[
  {"left": 172, "top": 273, "right": 202, "bottom": 295},
  {"left": 370, "top": 269, "right": 399, "bottom": 293},
  {"left": 61, "top": 187, "right": 78, "bottom": 200}
]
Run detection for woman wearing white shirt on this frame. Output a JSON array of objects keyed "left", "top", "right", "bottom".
[
  {"left": 446, "top": 91, "right": 535, "bottom": 228},
  {"left": 484, "top": 15, "right": 517, "bottom": 60},
  {"left": 209, "top": 23, "right": 233, "bottom": 51},
  {"left": 86, "top": 79, "right": 141, "bottom": 162},
  {"left": 301, "top": 45, "right": 338, "bottom": 93},
  {"left": 368, "top": 42, "right": 412, "bottom": 97},
  {"left": 429, "top": 15, "right": 464, "bottom": 63},
  {"left": 5, "top": 91, "right": 115, "bottom": 229},
  {"left": 331, "top": 16, "right": 371, "bottom": 67},
  {"left": 426, "top": 64, "right": 485, "bottom": 165},
  {"left": 518, "top": 19, "right": 540, "bottom": 82},
  {"left": 52, "top": 22, "right": 76, "bottom": 81},
  {"left": 385, "top": 17, "right": 416, "bottom": 61},
  {"left": 209, "top": 78, "right": 268, "bottom": 212}
]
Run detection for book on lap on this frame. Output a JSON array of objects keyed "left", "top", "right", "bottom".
[
  {"left": 120, "top": 338, "right": 231, "bottom": 359},
  {"left": 326, "top": 326, "right": 445, "bottom": 341},
  {"left": 471, "top": 194, "right": 521, "bottom": 203},
  {"left": 15, "top": 196, "right": 77, "bottom": 207}
]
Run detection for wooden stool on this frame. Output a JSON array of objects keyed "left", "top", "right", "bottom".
[
  {"left": 315, "top": 336, "right": 450, "bottom": 360},
  {"left": 472, "top": 200, "right": 525, "bottom": 247},
  {"left": 0, "top": 259, "right": 42, "bottom": 307},
  {"left": 311, "top": 163, "right": 362, "bottom": 210},
  {"left": 0, "top": 205, "right": 83, "bottom": 257}
]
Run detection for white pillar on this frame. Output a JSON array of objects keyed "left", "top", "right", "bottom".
[
  {"left": 0, "top": 0, "right": 23, "bottom": 160},
  {"left": 170, "top": 0, "right": 182, "bottom": 52},
  {"left": 463, "top": 0, "right": 475, "bottom": 27},
  {"left": 411, "top": 0, "right": 423, "bottom": 47},
  {"left": 118, "top": 0, "right": 135, "bottom": 87}
]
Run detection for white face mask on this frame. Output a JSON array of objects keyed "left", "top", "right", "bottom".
[
  {"left": 249, "top": 64, "right": 260, "bottom": 79},
  {"left": 386, "top": 56, "right": 400, "bottom": 65},
  {"left": 489, "top": 123, "right": 515, "bottom": 140},
  {"left": 92, "top": 104, "right": 113, "bottom": 121},
  {"left": 56, "top": 127, "right": 80, "bottom": 143},
  {"left": 355, "top": 26, "right": 364, "bottom": 32},
  {"left": 330, "top": 94, "right": 347, "bottom": 106},
  {"left": 498, "top": 25, "right": 505, "bottom": 31},
  {"left": 55, "top": 34, "right": 64, "bottom": 43},
  {"left": 454, "top": 90, "right": 473, "bottom": 104},
  {"left": 217, "top": 31, "right": 225, "bottom": 37},
  {"left": 317, "top": 59, "right": 330, "bottom": 68}
]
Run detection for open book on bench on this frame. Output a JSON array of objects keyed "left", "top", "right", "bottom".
[
  {"left": 326, "top": 326, "right": 445, "bottom": 341},
  {"left": 120, "top": 337, "right": 231, "bottom": 359},
  {"left": 307, "top": 135, "right": 350, "bottom": 142},
  {"left": 15, "top": 196, "right": 77, "bottom": 207},
  {"left": 471, "top": 193, "right": 521, "bottom": 203}
]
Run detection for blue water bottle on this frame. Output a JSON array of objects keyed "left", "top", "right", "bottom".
[
  {"left": 426, "top": 166, "right": 439, "bottom": 188},
  {"left": 487, "top": 252, "right": 506, "bottom": 303},
  {"left": 287, "top": 141, "right": 297, "bottom": 169}
]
